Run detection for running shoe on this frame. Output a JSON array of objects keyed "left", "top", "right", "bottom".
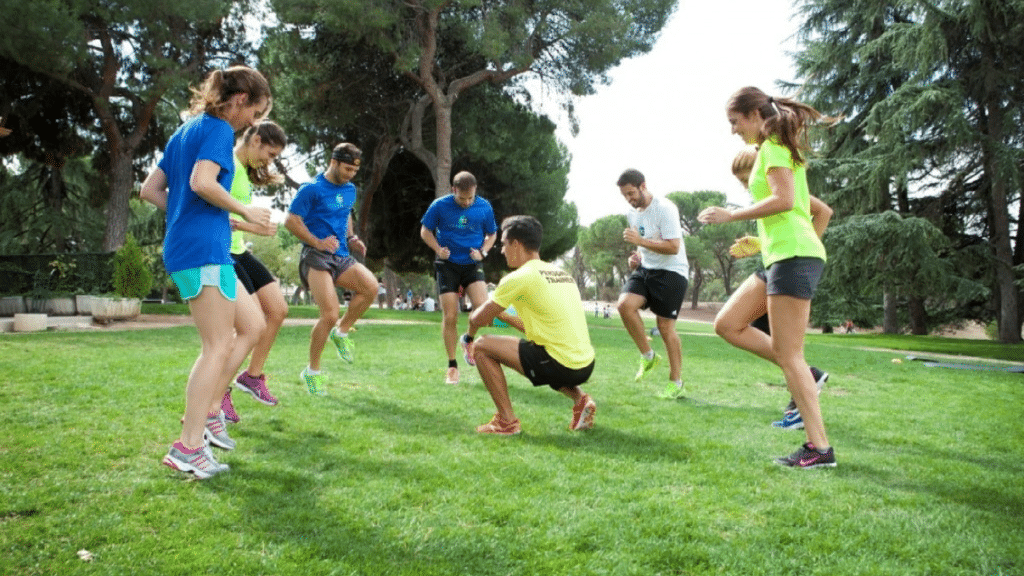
[
  {"left": 300, "top": 367, "right": 327, "bottom": 396},
  {"left": 784, "top": 366, "right": 830, "bottom": 411},
  {"left": 570, "top": 394, "right": 596, "bottom": 430},
  {"left": 445, "top": 367, "right": 460, "bottom": 385},
  {"left": 475, "top": 414, "right": 521, "bottom": 435},
  {"left": 162, "top": 442, "right": 229, "bottom": 479},
  {"left": 204, "top": 412, "right": 236, "bottom": 450},
  {"left": 236, "top": 371, "right": 279, "bottom": 406},
  {"left": 811, "top": 366, "right": 829, "bottom": 392},
  {"left": 329, "top": 327, "right": 355, "bottom": 363},
  {"left": 634, "top": 354, "right": 661, "bottom": 381},
  {"left": 774, "top": 442, "right": 836, "bottom": 468},
  {"left": 461, "top": 334, "right": 476, "bottom": 367},
  {"left": 221, "top": 387, "right": 240, "bottom": 424},
  {"left": 772, "top": 409, "right": 804, "bottom": 430},
  {"left": 657, "top": 381, "right": 685, "bottom": 399}
]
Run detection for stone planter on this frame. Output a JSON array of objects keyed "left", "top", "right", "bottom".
[
  {"left": 75, "top": 294, "right": 93, "bottom": 315},
  {"left": 0, "top": 296, "right": 26, "bottom": 316},
  {"left": 92, "top": 297, "right": 141, "bottom": 322},
  {"left": 13, "top": 313, "right": 48, "bottom": 332},
  {"left": 43, "top": 296, "right": 77, "bottom": 316}
]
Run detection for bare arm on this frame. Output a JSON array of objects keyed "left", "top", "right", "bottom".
[
  {"left": 190, "top": 160, "right": 271, "bottom": 226},
  {"left": 698, "top": 167, "right": 796, "bottom": 225},
  {"left": 468, "top": 231, "right": 498, "bottom": 262},
  {"left": 419, "top": 225, "right": 450, "bottom": 259},
  {"left": 346, "top": 213, "right": 366, "bottom": 256},
  {"left": 140, "top": 168, "right": 168, "bottom": 211},
  {"left": 623, "top": 227, "right": 680, "bottom": 255},
  {"left": 468, "top": 301, "right": 507, "bottom": 336},
  {"left": 285, "top": 212, "right": 339, "bottom": 253},
  {"left": 809, "top": 194, "right": 833, "bottom": 239}
]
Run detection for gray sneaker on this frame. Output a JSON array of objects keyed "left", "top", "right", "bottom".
[
  {"left": 204, "top": 412, "right": 236, "bottom": 450},
  {"left": 163, "top": 442, "right": 229, "bottom": 479}
]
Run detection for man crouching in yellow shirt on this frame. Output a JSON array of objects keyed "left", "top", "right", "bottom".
[{"left": 461, "top": 215, "right": 597, "bottom": 435}]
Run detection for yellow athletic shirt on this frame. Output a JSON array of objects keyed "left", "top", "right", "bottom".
[{"left": 491, "top": 259, "right": 595, "bottom": 369}]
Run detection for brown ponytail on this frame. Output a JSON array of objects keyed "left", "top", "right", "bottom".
[
  {"left": 240, "top": 120, "right": 287, "bottom": 187},
  {"left": 727, "top": 86, "right": 839, "bottom": 165},
  {"left": 188, "top": 66, "right": 272, "bottom": 120}
]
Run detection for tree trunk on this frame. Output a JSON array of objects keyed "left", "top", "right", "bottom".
[
  {"left": 908, "top": 296, "right": 927, "bottom": 335},
  {"left": 431, "top": 99, "right": 454, "bottom": 198},
  {"left": 982, "top": 91, "right": 1021, "bottom": 343},
  {"left": 882, "top": 291, "right": 899, "bottom": 333},
  {"left": 102, "top": 150, "right": 133, "bottom": 251},
  {"left": 690, "top": 264, "right": 703, "bottom": 309}
]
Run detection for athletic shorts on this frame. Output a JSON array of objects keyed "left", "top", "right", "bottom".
[
  {"left": 622, "top": 267, "right": 688, "bottom": 320},
  {"left": 764, "top": 257, "right": 825, "bottom": 300},
  {"left": 299, "top": 246, "right": 357, "bottom": 290},
  {"left": 434, "top": 259, "right": 484, "bottom": 294},
  {"left": 232, "top": 251, "right": 276, "bottom": 296},
  {"left": 170, "top": 264, "right": 236, "bottom": 301},
  {"left": 518, "top": 340, "right": 595, "bottom": 390}
]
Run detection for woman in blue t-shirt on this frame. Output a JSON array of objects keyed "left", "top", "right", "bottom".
[{"left": 140, "top": 66, "right": 273, "bottom": 479}]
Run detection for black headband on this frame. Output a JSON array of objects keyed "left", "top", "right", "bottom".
[{"left": 331, "top": 147, "right": 361, "bottom": 166}]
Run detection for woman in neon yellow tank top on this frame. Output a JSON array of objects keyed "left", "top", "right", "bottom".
[{"left": 699, "top": 86, "right": 840, "bottom": 469}]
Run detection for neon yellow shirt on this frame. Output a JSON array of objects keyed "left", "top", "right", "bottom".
[
  {"left": 491, "top": 259, "right": 595, "bottom": 369},
  {"left": 229, "top": 156, "right": 251, "bottom": 255},
  {"left": 748, "top": 139, "right": 827, "bottom": 266}
]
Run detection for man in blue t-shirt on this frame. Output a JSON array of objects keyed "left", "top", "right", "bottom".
[
  {"left": 419, "top": 171, "right": 497, "bottom": 385},
  {"left": 285, "top": 143, "right": 378, "bottom": 395}
]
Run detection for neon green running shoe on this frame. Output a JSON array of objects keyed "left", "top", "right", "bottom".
[
  {"left": 300, "top": 367, "right": 327, "bottom": 396},
  {"left": 634, "top": 353, "right": 660, "bottom": 381},
  {"left": 656, "top": 381, "right": 685, "bottom": 399},
  {"left": 329, "top": 328, "right": 355, "bottom": 363}
]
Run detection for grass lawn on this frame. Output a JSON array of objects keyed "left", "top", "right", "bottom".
[{"left": 1, "top": 307, "right": 1022, "bottom": 575}]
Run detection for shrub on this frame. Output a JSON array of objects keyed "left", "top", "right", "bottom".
[{"left": 111, "top": 234, "right": 154, "bottom": 299}]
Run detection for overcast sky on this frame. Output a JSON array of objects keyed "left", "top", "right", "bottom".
[{"left": 531, "top": 0, "right": 804, "bottom": 225}]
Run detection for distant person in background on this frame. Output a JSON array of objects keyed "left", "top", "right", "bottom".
[
  {"left": 420, "top": 171, "right": 497, "bottom": 385},
  {"left": 699, "top": 86, "right": 839, "bottom": 468},
  {"left": 616, "top": 169, "right": 690, "bottom": 400}
]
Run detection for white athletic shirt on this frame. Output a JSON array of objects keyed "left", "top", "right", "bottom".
[{"left": 627, "top": 195, "right": 689, "bottom": 279}]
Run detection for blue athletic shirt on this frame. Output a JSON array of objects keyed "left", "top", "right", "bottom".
[
  {"left": 288, "top": 173, "right": 356, "bottom": 257},
  {"left": 158, "top": 113, "right": 236, "bottom": 274},
  {"left": 420, "top": 195, "right": 497, "bottom": 265}
]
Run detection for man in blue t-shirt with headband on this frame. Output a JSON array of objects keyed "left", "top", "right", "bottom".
[
  {"left": 420, "top": 171, "right": 498, "bottom": 386},
  {"left": 285, "top": 142, "right": 379, "bottom": 395}
]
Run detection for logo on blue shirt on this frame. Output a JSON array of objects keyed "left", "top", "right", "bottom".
[{"left": 457, "top": 215, "right": 469, "bottom": 228}]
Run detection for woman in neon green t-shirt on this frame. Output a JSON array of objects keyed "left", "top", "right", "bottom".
[
  {"left": 699, "top": 86, "right": 839, "bottom": 469},
  {"left": 221, "top": 120, "right": 290, "bottom": 422}
]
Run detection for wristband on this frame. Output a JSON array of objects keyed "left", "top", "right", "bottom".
[{"left": 462, "top": 333, "right": 474, "bottom": 343}]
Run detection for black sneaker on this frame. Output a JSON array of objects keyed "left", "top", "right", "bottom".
[
  {"left": 811, "top": 366, "right": 829, "bottom": 391},
  {"left": 775, "top": 443, "right": 836, "bottom": 468},
  {"left": 784, "top": 367, "right": 829, "bottom": 412}
]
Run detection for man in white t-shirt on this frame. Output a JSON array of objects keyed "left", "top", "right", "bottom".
[
  {"left": 422, "top": 294, "right": 436, "bottom": 312},
  {"left": 615, "top": 169, "right": 690, "bottom": 399}
]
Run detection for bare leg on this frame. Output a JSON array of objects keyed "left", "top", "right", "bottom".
[
  {"left": 439, "top": 291, "right": 461, "bottom": 361},
  {"left": 306, "top": 269, "right": 339, "bottom": 372},
  {"left": 768, "top": 295, "right": 829, "bottom": 449},
  {"left": 617, "top": 292, "right": 653, "bottom": 355},
  {"left": 472, "top": 335, "right": 524, "bottom": 422},
  {"left": 247, "top": 280, "right": 288, "bottom": 376},
  {"left": 206, "top": 284, "right": 265, "bottom": 414},
  {"left": 181, "top": 286, "right": 236, "bottom": 449},
  {"left": 656, "top": 316, "right": 682, "bottom": 382},
  {"left": 336, "top": 263, "right": 377, "bottom": 333},
  {"left": 714, "top": 274, "right": 775, "bottom": 363}
]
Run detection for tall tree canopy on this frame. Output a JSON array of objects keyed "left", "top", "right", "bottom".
[
  {"left": 271, "top": 0, "right": 677, "bottom": 198},
  {"left": 793, "top": 0, "right": 1024, "bottom": 341},
  {"left": 0, "top": 0, "right": 252, "bottom": 251}
]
